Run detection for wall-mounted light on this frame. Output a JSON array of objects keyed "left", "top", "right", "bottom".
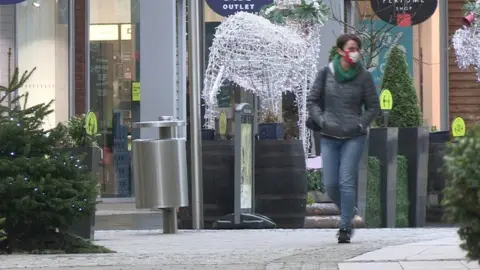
[{"left": 32, "top": 0, "right": 40, "bottom": 7}]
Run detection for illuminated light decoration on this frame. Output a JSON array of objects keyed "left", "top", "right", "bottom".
[
  {"left": 452, "top": 0, "right": 480, "bottom": 82},
  {"left": 203, "top": 0, "right": 329, "bottom": 156}
]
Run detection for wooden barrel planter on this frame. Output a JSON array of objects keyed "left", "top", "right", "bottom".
[
  {"left": 255, "top": 140, "right": 308, "bottom": 228},
  {"left": 426, "top": 131, "right": 449, "bottom": 223},
  {"left": 179, "top": 140, "right": 235, "bottom": 229}
]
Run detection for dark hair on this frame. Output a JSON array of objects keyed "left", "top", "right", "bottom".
[{"left": 336, "top": 34, "right": 362, "bottom": 50}]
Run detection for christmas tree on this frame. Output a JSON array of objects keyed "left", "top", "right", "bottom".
[
  {"left": 377, "top": 47, "right": 422, "bottom": 127},
  {"left": 0, "top": 49, "right": 106, "bottom": 253}
]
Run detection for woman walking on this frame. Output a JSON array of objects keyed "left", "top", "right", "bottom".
[{"left": 307, "top": 34, "right": 380, "bottom": 243}]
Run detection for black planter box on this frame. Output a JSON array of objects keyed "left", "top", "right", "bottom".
[
  {"left": 427, "top": 131, "right": 450, "bottom": 223},
  {"left": 397, "top": 127, "right": 429, "bottom": 227},
  {"left": 56, "top": 147, "right": 101, "bottom": 240},
  {"left": 368, "top": 128, "right": 399, "bottom": 228},
  {"left": 68, "top": 211, "right": 95, "bottom": 239},
  {"left": 258, "top": 123, "right": 284, "bottom": 140},
  {"left": 356, "top": 134, "right": 369, "bottom": 221}
]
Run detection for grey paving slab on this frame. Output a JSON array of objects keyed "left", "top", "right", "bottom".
[
  {"left": 400, "top": 261, "right": 468, "bottom": 269},
  {"left": 338, "top": 262, "right": 403, "bottom": 270},
  {"left": 462, "top": 261, "right": 480, "bottom": 270},
  {"left": 0, "top": 228, "right": 458, "bottom": 269},
  {"left": 406, "top": 246, "right": 466, "bottom": 261}
]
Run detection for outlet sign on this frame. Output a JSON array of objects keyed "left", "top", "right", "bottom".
[
  {"left": 0, "top": 0, "right": 25, "bottom": 4},
  {"left": 371, "top": 0, "right": 438, "bottom": 26},
  {"left": 205, "top": 0, "right": 273, "bottom": 18}
]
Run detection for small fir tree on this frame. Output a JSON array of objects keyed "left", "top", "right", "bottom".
[
  {"left": 377, "top": 47, "right": 422, "bottom": 127},
  {"left": 328, "top": 45, "right": 338, "bottom": 62},
  {"left": 0, "top": 49, "right": 100, "bottom": 253}
]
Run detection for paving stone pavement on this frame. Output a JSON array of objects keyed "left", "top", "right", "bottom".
[
  {"left": 339, "top": 236, "right": 479, "bottom": 270},
  {"left": 0, "top": 228, "right": 465, "bottom": 270}
]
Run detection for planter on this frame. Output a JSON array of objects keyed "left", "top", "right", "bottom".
[
  {"left": 201, "top": 129, "right": 216, "bottom": 140},
  {"left": 397, "top": 127, "right": 429, "bottom": 227},
  {"left": 426, "top": 131, "right": 449, "bottom": 223},
  {"left": 258, "top": 122, "right": 284, "bottom": 140},
  {"left": 68, "top": 211, "right": 95, "bottom": 240},
  {"left": 55, "top": 147, "right": 100, "bottom": 239},
  {"left": 255, "top": 140, "right": 307, "bottom": 228},
  {"left": 368, "top": 127, "right": 399, "bottom": 228},
  {"left": 179, "top": 140, "right": 235, "bottom": 229}
]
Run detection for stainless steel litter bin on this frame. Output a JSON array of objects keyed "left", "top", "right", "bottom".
[{"left": 132, "top": 116, "right": 189, "bottom": 234}]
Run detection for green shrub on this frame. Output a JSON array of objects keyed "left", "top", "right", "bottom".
[
  {"left": 365, "top": 156, "right": 381, "bottom": 228},
  {"left": 0, "top": 51, "right": 110, "bottom": 254},
  {"left": 0, "top": 217, "right": 6, "bottom": 242},
  {"left": 307, "top": 169, "right": 324, "bottom": 192},
  {"left": 376, "top": 47, "right": 422, "bottom": 128},
  {"left": 364, "top": 155, "right": 410, "bottom": 228},
  {"left": 328, "top": 45, "right": 338, "bottom": 62},
  {"left": 396, "top": 155, "right": 410, "bottom": 227},
  {"left": 443, "top": 125, "right": 480, "bottom": 262},
  {"left": 57, "top": 115, "right": 98, "bottom": 148}
]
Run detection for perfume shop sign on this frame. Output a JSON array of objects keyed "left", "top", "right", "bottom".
[
  {"left": 371, "top": 0, "right": 438, "bottom": 26},
  {"left": 0, "top": 0, "right": 25, "bottom": 4},
  {"left": 205, "top": 0, "right": 273, "bottom": 18}
]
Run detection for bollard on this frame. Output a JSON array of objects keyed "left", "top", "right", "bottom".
[{"left": 132, "top": 116, "right": 189, "bottom": 234}]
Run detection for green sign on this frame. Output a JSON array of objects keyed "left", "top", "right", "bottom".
[
  {"left": 379, "top": 89, "right": 393, "bottom": 110},
  {"left": 85, "top": 111, "right": 98, "bottom": 135},
  {"left": 132, "top": 82, "right": 140, "bottom": 101},
  {"left": 219, "top": 111, "right": 227, "bottom": 136},
  {"left": 452, "top": 117, "right": 466, "bottom": 137}
]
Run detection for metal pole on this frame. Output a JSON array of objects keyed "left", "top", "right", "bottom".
[
  {"left": 439, "top": 0, "right": 449, "bottom": 131},
  {"left": 85, "top": 0, "right": 91, "bottom": 112},
  {"left": 68, "top": 0, "right": 75, "bottom": 118},
  {"left": 188, "top": 0, "right": 204, "bottom": 229}
]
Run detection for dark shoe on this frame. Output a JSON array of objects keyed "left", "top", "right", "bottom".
[{"left": 337, "top": 228, "right": 352, "bottom": 244}]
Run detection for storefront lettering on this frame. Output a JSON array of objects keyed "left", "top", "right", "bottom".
[
  {"left": 223, "top": 4, "right": 255, "bottom": 11},
  {"left": 381, "top": 0, "right": 425, "bottom": 12},
  {"left": 371, "top": 0, "right": 436, "bottom": 26},
  {"left": 206, "top": 0, "right": 273, "bottom": 18}
]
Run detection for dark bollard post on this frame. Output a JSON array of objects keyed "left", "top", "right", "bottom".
[{"left": 369, "top": 127, "right": 399, "bottom": 228}]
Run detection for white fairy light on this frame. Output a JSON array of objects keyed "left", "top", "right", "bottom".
[
  {"left": 203, "top": 6, "right": 327, "bottom": 157},
  {"left": 452, "top": 1, "right": 480, "bottom": 82}
]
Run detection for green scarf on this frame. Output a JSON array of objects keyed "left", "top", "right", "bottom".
[{"left": 333, "top": 54, "right": 362, "bottom": 82}]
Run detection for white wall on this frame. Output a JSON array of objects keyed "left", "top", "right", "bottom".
[
  {"left": 90, "top": 0, "right": 131, "bottom": 24},
  {"left": 16, "top": 0, "right": 69, "bottom": 128}
]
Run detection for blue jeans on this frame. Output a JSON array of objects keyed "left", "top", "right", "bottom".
[{"left": 321, "top": 135, "right": 366, "bottom": 229}]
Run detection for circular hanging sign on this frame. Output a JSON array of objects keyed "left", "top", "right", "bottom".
[
  {"left": 0, "top": 0, "right": 26, "bottom": 4},
  {"left": 370, "top": 0, "right": 438, "bottom": 27},
  {"left": 205, "top": 0, "right": 273, "bottom": 18},
  {"left": 85, "top": 111, "right": 98, "bottom": 136}
]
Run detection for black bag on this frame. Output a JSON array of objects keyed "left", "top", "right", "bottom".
[{"left": 306, "top": 66, "right": 328, "bottom": 131}]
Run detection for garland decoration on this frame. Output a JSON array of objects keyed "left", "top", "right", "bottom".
[{"left": 452, "top": 0, "right": 480, "bottom": 82}]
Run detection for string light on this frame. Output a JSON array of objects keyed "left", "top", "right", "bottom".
[
  {"left": 202, "top": 1, "right": 328, "bottom": 157},
  {"left": 452, "top": 0, "right": 480, "bottom": 82}
]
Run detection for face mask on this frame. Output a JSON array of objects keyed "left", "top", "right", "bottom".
[{"left": 344, "top": 51, "right": 361, "bottom": 64}]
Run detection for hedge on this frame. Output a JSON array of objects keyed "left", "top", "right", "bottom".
[
  {"left": 365, "top": 155, "right": 410, "bottom": 228},
  {"left": 396, "top": 155, "right": 410, "bottom": 227},
  {"left": 365, "top": 157, "right": 382, "bottom": 227},
  {"left": 307, "top": 155, "right": 409, "bottom": 228}
]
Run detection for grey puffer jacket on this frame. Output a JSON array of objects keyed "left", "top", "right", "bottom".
[{"left": 307, "top": 63, "right": 380, "bottom": 139}]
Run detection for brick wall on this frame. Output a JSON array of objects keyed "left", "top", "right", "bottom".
[
  {"left": 75, "top": 0, "right": 86, "bottom": 115},
  {"left": 0, "top": 5, "right": 15, "bottom": 87}
]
